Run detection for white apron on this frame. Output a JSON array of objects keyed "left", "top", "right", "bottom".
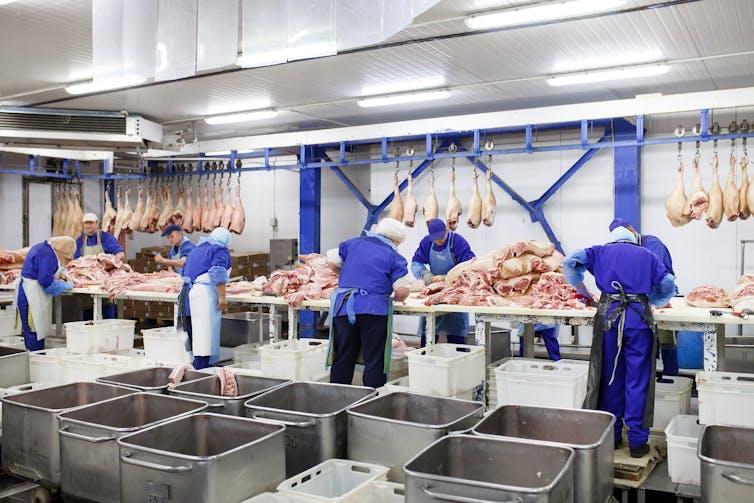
[
  {"left": 14, "top": 246, "right": 62, "bottom": 340},
  {"left": 188, "top": 269, "right": 229, "bottom": 360}
]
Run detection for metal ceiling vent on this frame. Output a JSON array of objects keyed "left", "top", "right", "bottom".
[{"left": 0, "top": 107, "right": 162, "bottom": 150}]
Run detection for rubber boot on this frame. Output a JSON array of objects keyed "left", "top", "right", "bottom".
[{"left": 661, "top": 345, "right": 679, "bottom": 376}]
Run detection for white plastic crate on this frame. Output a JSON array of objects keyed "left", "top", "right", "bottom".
[
  {"left": 142, "top": 327, "right": 192, "bottom": 364},
  {"left": 494, "top": 357, "right": 589, "bottom": 409},
  {"left": 0, "top": 307, "right": 21, "bottom": 337},
  {"left": 665, "top": 414, "right": 703, "bottom": 486},
  {"left": 242, "top": 494, "right": 296, "bottom": 503},
  {"left": 259, "top": 339, "right": 329, "bottom": 381},
  {"left": 406, "top": 343, "right": 484, "bottom": 397},
  {"left": 61, "top": 353, "right": 135, "bottom": 383},
  {"left": 276, "top": 459, "right": 388, "bottom": 502},
  {"left": 65, "top": 319, "right": 136, "bottom": 354},
  {"left": 697, "top": 370, "right": 754, "bottom": 427},
  {"left": 29, "top": 348, "right": 72, "bottom": 384},
  {"left": 0, "top": 335, "right": 25, "bottom": 350},
  {"left": 344, "top": 481, "right": 404, "bottom": 503},
  {"left": 234, "top": 342, "right": 265, "bottom": 363},
  {"left": 377, "top": 375, "right": 477, "bottom": 401},
  {"left": 653, "top": 376, "right": 693, "bottom": 429}
]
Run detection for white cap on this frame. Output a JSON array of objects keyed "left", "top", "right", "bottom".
[
  {"left": 82, "top": 212, "right": 99, "bottom": 223},
  {"left": 376, "top": 218, "right": 407, "bottom": 244}
]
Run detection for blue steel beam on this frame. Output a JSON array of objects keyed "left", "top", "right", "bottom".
[
  {"left": 613, "top": 120, "right": 642, "bottom": 233},
  {"left": 299, "top": 146, "right": 323, "bottom": 339},
  {"left": 328, "top": 165, "right": 372, "bottom": 210}
]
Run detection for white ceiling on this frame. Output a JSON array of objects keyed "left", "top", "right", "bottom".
[{"left": 1, "top": 0, "right": 753, "bottom": 145}]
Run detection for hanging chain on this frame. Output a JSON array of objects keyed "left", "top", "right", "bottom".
[
  {"left": 744, "top": 137, "right": 748, "bottom": 157},
  {"left": 677, "top": 142, "right": 682, "bottom": 161},
  {"left": 713, "top": 139, "right": 718, "bottom": 155},
  {"left": 695, "top": 141, "right": 701, "bottom": 160}
]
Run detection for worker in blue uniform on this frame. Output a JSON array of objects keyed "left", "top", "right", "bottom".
[
  {"left": 15, "top": 237, "right": 76, "bottom": 350},
  {"left": 75, "top": 212, "right": 128, "bottom": 319},
  {"left": 411, "top": 218, "right": 475, "bottom": 346},
  {"left": 518, "top": 324, "right": 561, "bottom": 360},
  {"left": 610, "top": 217, "right": 679, "bottom": 375},
  {"left": 154, "top": 224, "right": 195, "bottom": 275},
  {"left": 178, "top": 227, "right": 232, "bottom": 369},
  {"left": 563, "top": 225, "right": 675, "bottom": 458},
  {"left": 327, "top": 218, "right": 410, "bottom": 388}
]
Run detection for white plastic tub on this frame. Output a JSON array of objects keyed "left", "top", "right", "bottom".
[
  {"left": 65, "top": 319, "right": 136, "bottom": 353},
  {"left": 0, "top": 307, "right": 21, "bottom": 337},
  {"left": 142, "top": 326, "right": 191, "bottom": 364},
  {"left": 61, "top": 354, "right": 135, "bottom": 383},
  {"left": 234, "top": 342, "right": 266, "bottom": 363},
  {"left": 259, "top": 339, "right": 329, "bottom": 381},
  {"left": 276, "top": 459, "right": 388, "bottom": 502},
  {"left": 406, "top": 343, "right": 484, "bottom": 397},
  {"left": 29, "top": 347, "right": 73, "bottom": 384},
  {"left": 0, "top": 335, "right": 25, "bottom": 350},
  {"left": 378, "top": 376, "right": 477, "bottom": 401},
  {"left": 653, "top": 376, "right": 693, "bottom": 429},
  {"left": 344, "top": 481, "right": 404, "bottom": 503},
  {"left": 697, "top": 371, "right": 754, "bottom": 427},
  {"left": 494, "top": 357, "right": 589, "bottom": 409},
  {"left": 665, "top": 414, "right": 704, "bottom": 486}
]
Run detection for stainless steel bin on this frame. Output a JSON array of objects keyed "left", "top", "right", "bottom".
[
  {"left": 0, "top": 382, "right": 136, "bottom": 488},
  {"left": 169, "top": 374, "right": 290, "bottom": 415},
  {"left": 404, "top": 434, "right": 574, "bottom": 503},
  {"left": 221, "top": 311, "right": 280, "bottom": 346},
  {"left": 472, "top": 405, "right": 614, "bottom": 503},
  {"left": 59, "top": 393, "right": 207, "bottom": 503},
  {"left": 245, "top": 381, "right": 376, "bottom": 476},
  {"left": 97, "top": 366, "right": 209, "bottom": 394},
  {"left": 699, "top": 424, "right": 754, "bottom": 503},
  {"left": 118, "top": 412, "right": 285, "bottom": 503},
  {"left": 0, "top": 345, "right": 29, "bottom": 388},
  {"left": 347, "top": 391, "right": 484, "bottom": 482}
]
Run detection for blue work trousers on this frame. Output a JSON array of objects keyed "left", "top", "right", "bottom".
[
  {"left": 598, "top": 326, "right": 654, "bottom": 447},
  {"left": 518, "top": 327, "right": 561, "bottom": 361},
  {"left": 17, "top": 287, "right": 44, "bottom": 351}
]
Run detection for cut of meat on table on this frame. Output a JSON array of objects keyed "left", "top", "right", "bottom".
[
  {"left": 224, "top": 276, "right": 268, "bottom": 295},
  {"left": 446, "top": 170, "right": 462, "bottom": 231},
  {"left": 706, "top": 152, "right": 724, "bottom": 229},
  {"left": 466, "top": 168, "right": 482, "bottom": 229},
  {"left": 260, "top": 253, "right": 338, "bottom": 306},
  {"left": 104, "top": 270, "right": 182, "bottom": 298},
  {"left": 665, "top": 160, "right": 691, "bottom": 227},
  {"left": 739, "top": 155, "right": 750, "bottom": 219},
  {"left": 683, "top": 156, "right": 708, "bottom": 220},
  {"left": 0, "top": 269, "right": 21, "bottom": 285},
  {"left": 403, "top": 172, "right": 418, "bottom": 227},
  {"left": 389, "top": 171, "right": 404, "bottom": 222},
  {"left": 685, "top": 285, "right": 730, "bottom": 307},
  {"left": 723, "top": 153, "right": 740, "bottom": 222},
  {"left": 423, "top": 171, "right": 439, "bottom": 224},
  {"left": 0, "top": 248, "right": 29, "bottom": 265},
  {"left": 481, "top": 168, "right": 497, "bottom": 227}
]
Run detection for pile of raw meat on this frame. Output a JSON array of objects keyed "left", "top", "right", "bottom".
[
  {"left": 103, "top": 179, "right": 246, "bottom": 239},
  {"left": 686, "top": 274, "right": 754, "bottom": 313},
  {"left": 0, "top": 247, "right": 29, "bottom": 271},
  {"left": 66, "top": 253, "right": 132, "bottom": 287},
  {"left": 420, "top": 240, "right": 589, "bottom": 310},
  {"left": 0, "top": 269, "right": 21, "bottom": 285},
  {"left": 261, "top": 253, "right": 339, "bottom": 307},
  {"left": 224, "top": 276, "right": 268, "bottom": 296}
]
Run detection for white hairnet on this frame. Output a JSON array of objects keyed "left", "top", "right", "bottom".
[
  {"left": 325, "top": 248, "right": 343, "bottom": 268},
  {"left": 376, "top": 218, "right": 407, "bottom": 244},
  {"left": 608, "top": 226, "right": 637, "bottom": 244},
  {"left": 208, "top": 227, "right": 232, "bottom": 247}
]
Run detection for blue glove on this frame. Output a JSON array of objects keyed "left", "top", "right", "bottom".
[
  {"left": 410, "top": 261, "right": 426, "bottom": 280},
  {"left": 43, "top": 279, "right": 73, "bottom": 296},
  {"left": 563, "top": 250, "right": 587, "bottom": 286},
  {"left": 648, "top": 273, "right": 676, "bottom": 307}
]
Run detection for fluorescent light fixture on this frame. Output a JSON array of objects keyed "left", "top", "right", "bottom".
[
  {"left": 547, "top": 64, "right": 670, "bottom": 86},
  {"left": 357, "top": 89, "right": 451, "bottom": 108},
  {"left": 361, "top": 77, "right": 446, "bottom": 97},
  {"left": 204, "top": 110, "right": 278, "bottom": 125},
  {"left": 552, "top": 50, "right": 664, "bottom": 73},
  {"left": 237, "top": 43, "right": 337, "bottom": 68},
  {"left": 205, "top": 149, "right": 257, "bottom": 155},
  {"left": 465, "top": 0, "right": 626, "bottom": 30},
  {"left": 65, "top": 76, "right": 147, "bottom": 95}
]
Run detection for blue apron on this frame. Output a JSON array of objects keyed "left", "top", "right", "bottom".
[
  {"left": 418, "top": 234, "right": 469, "bottom": 343},
  {"left": 169, "top": 241, "right": 184, "bottom": 276},
  {"left": 326, "top": 287, "right": 393, "bottom": 374}
]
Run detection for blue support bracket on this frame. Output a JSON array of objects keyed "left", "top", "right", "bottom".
[
  {"left": 700, "top": 109, "right": 710, "bottom": 141},
  {"left": 581, "top": 121, "right": 589, "bottom": 149},
  {"left": 636, "top": 115, "right": 645, "bottom": 145},
  {"left": 612, "top": 119, "right": 641, "bottom": 232},
  {"left": 525, "top": 125, "right": 533, "bottom": 153}
]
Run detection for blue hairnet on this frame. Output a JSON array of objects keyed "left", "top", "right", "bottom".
[
  {"left": 608, "top": 226, "right": 636, "bottom": 244},
  {"left": 609, "top": 217, "right": 632, "bottom": 232},
  {"left": 208, "top": 227, "right": 231, "bottom": 248}
]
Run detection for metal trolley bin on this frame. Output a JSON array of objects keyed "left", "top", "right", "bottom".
[
  {"left": 168, "top": 374, "right": 290, "bottom": 416},
  {"left": 0, "top": 345, "right": 29, "bottom": 388},
  {"left": 245, "top": 381, "right": 376, "bottom": 477},
  {"left": 59, "top": 393, "right": 207, "bottom": 503},
  {"left": 97, "top": 366, "right": 210, "bottom": 394},
  {"left": 118, "top": 412, "right": 286, "bottom": 503},
  {"left": 0, "top": 382, "right": 136, "bottom": 488},
  {"left": 347, "top": 391, "right": 484, "bottom": 482},
  {"left": 699, "top": 424, "right": 754, "bottom": 503},
  {"left": 403, "top": 434, "right": 575, "bottom": 503},
  {"left": 472, "top": 404, "right": 614, "bottom": 503}
]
